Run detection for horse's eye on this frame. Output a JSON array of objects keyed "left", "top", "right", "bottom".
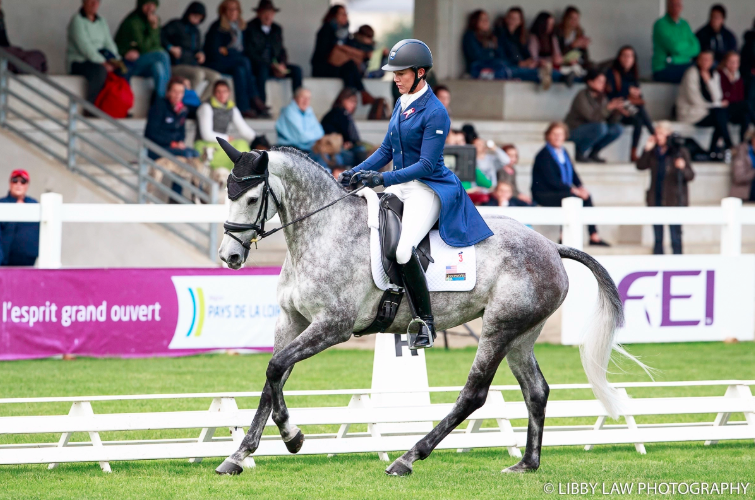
[{"left": 247, "top": 197, "right": 259, "bottom": 205}]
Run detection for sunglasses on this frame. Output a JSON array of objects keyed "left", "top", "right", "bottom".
[{"left": 11, "top": 177, "right": 28, "bottom": 185}]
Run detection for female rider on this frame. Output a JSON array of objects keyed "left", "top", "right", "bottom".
[{"left": 339, "top": 39, "right": 493, "bottom": 349}]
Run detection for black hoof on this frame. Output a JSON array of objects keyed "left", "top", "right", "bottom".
[
  {"left": 385, "top": 459, "right": 413, "bottom": 476},
  {"left": 502, "top": 460, "right": 539, "bottom": 473},
  {"left": 215, "top": 459, "right": 244, "bottom": 475},
  {"left": 284, "top": 430, "right": 305, "bottom": 454}
]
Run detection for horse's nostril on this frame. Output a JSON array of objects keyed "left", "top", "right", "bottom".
[{"left": 228, "top": 254, "right": 241, "bottom": 265}]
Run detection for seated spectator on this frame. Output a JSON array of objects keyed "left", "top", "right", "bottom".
[
  {"left": 67, "top": 0, "right": 123, "bottom": 104},
  {"left": 729, "top": 129, "right": 755, "bottom": 201},
  {"left": 743, "top": 20, "right": 755, "bottom": 106},
  {"left": 310, "top": 133, "right": 346, "bottom": 172},
  {"left": 251, "top": 135, "right": 271, "bottom": 150},
  {"left": 565, "top": 69, "right": 624, "bottom": 163},
  {"left": 463, "top": 10, "right": 507, "bottom": 80},
  {"left": 321, "top": 88, "right": 367, "bottom": 166},
  {"left": 719, "top": 51, "right": 754, "bottom": 141},
  {"left": 495, "top": 7, "right": 539, "bottom": 83},
  {"left": 0, "top": 170, "right": 39, "bottom": 267},
  {"left": 434, "top": 85, "right": 451, "bottom": 112},
  {"left": 162, "top": 2, "right": 224, "bottom": 102},
  {"left": 310, "top": 5, "right": 374, "bottom": 105},
  {"left": 677, "top": 51, "right": 732, "bottom": 155},
  {"left": 652, "top": 0, "right": 700, "bottom": 83},
  {"left": 497, "top": 144, "right": 533, "bottom": 205},
  {"left": 145, "top": 76, "right": 198, "bottom": 160},
  {"left": 204, "top": 0, "right": 268, "bottom": 118},
  {"left": 606, "top": 46, "right": 655, "bottom": 162},
  {"left": 695, "top": 4, "right": 737, "bottom": 64},
  {"left": 195, "top": 80, "right": 256, "bottom": 172},
  {"left": 115, "top": 0, "right": 171, "bottom": 98},
  {"left": 276, "top": 87, "right": 324, "bottom": 152},
  {"left": 532, "top": 122, "right": 609, "bottom": 246},
  {"left": 636, "top": 121, "right": 695, "bottom": 254},
  {"left": 345, "top": 25, "right": 378, "bottom": 78},
  {"left": 0, "top": 3, "right": 47, "bottom": 74},
  {"left": 486, "top": 181, "right": 531, "bottom": 207},
  {"left": 556, "top": 6, "right": 589, "bottom": 84},
  {"left": 473, "top": 137, "right": 510, "bottom": 189},
  {"left": 244, "top": 0, "right": 302, "bottom": 106},
  {"left": 528, "top": 12, "right": 563, "bottom": 89}
]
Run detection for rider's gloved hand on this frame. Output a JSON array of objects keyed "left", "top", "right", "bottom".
[
  {"left": 338, "top": 169, "right": 356, "bottom": 187},
  {"left": 358, "top": 171, "right": 384, "bottom": 188}
]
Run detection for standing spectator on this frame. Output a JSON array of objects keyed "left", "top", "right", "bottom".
[
  {"left": 462, "top": 10, "right": 507, "bottom": 80},
  {"left": 162, "top": 2, "right": 223, "bottom": 101},
  {"left": 532, "top": 122, "right": 609, "bottom": 246},
  {"left": 729, "top": 129, "right": 755, "bottom": 201},
  {"left": 565, "top": 69, "right": 625, "bottom": 163},
  {"left": 321, "top": 88, "right": 367, "bottom": 166},
  {"left": 495, "top": 7, "right": 539, "bottom": 83},
  {"left": 695, "top": 4, "right": 737, "bottom": 64},
  {"left": 0, "top": 170, "right": 39, "bottom": 266},
  {"left": 244, "top": 0, "right": 302, "bottom": 106},
  {"left": 115, "top": 0, "right": 171, "bottom": 98},
  {"left": 528, "top": 12, "right": 563, "bottom": 89},
  {"left": 276, "top": 88, "right": 324, "bottom": 152},
  {"left": 636, "top": 121, "right": 694, "bottom": 254},
  {"left": 652, "top": 0, "right": 700, "bottom": 83},
  {"left": 310, "top": 5, "right": 374, "bottom": 105},
  {"left": 606, "top": 46, "right": 655, "bottom": 162},
  {"left": 67, "top": 0, "right": 122, "bottom": 104},
  {"left": 497, "top": 144, "right": 533, "bottom": 205},
  {"left": 195, "top": 80, "right": 256, "bottom": 171},
  {"left": 677, "top": 51, "right": 732, "bottom": 155},
  {"left": 556, "top": 6, "right": 590, "bottom": 84},
  {"left": 719, "top": 51, "right": 754, "bottom": 141},
  {"left": 204, "top": 0, "right": 268, "bottom": 118},
  {"left": 0, "top": 0, "right": 47, "bottom": 73}
]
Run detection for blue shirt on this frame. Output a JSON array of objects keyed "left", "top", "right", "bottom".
[
  {"left": 275, "top": 101, "right": 324, "bottom": 151},
  {"left": 547, "top": 144, "right": 573, "bottom": 186}
]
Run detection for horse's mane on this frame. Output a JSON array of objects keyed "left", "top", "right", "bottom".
[{"left": 271, "top": 146, "right": 347, "bottom": 192}]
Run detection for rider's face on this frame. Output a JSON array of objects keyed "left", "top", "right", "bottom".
[{"left": 394, "top": 68, "right": 425, "bottom": 95}]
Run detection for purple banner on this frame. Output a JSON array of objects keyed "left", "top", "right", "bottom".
[{"left": 0, "top": 268, "right": 281, "bottom": 360}]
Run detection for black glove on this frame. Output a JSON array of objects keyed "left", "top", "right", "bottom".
[
  {"left": 358, "top": 171, "right": 384, "bottom": 188},
  {"left": 338, "top": 169, "right": 355, "bottom": 186}
]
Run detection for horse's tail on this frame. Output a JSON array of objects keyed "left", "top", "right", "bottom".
[{"left": 557, "top": 245, "right": 654, "bottom": 419}]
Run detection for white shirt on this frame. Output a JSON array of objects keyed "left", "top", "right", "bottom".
[
  {"left": 400, "top": 81, "right": 428, "bottom": 112},
  {"left": 261, "top": 24, "right": 271, "bottom": 35},
  {"left": 197, "top": 102, "right": 256, "bottom": 143},
  {"left": 552, "top": 146, "right": 566, "bottom": 165}
]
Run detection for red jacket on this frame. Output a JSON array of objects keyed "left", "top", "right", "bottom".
[{"left": 719, "top": 69, "right": 744, "bottom": 103}]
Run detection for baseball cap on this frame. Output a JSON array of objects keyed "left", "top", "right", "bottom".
[{"left": 10, "top": 169, "right": 30, "bottom": 181}]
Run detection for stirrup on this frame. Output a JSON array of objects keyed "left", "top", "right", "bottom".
[{"left": 407, "top": 318, "right": 435, "bottom": 350}]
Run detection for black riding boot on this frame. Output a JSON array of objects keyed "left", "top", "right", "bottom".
[{"left": 400, "top": 247, "right": 436, "bottom": 349}]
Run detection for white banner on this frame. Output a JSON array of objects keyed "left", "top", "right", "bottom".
[{"left": 562, "top": 255, "right": 755, "bottom": 345}]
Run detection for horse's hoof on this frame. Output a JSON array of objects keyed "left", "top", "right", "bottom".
[
  {"left": 385, "top": 458, "right": 413, "bottom": 476},
  {"left": 215, "top": 459, "right": 244, "bottom": 475},
  {"left": 284, "top": 430, "right": 305, "bottom": 454},
  {"left": 502, "top": 461, "right": 538, "bottom": 473}
]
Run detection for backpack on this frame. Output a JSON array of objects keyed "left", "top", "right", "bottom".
[
  {"left": 367, "top": 97, "right": 389, "bottom": 120},
  {"left": 94, "top": 73, "right": 134, "bottom": 119}
]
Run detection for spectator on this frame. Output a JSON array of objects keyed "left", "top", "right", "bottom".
[
  {"left": 310, "top": 5, "right": 374, "bottom": 105},
  {"left": 729, "top": 129, "right": 755, "bottom": 201},
  {"left": 743, "top": 20, "right": 755, "bottom": 107},
  {"left": 162, "top": 2, "right": 223, "bottom": 102},
  {"left": 251, "top": 134, "right": 271, "bottom": 150},
  {"left": 565, "top": 69, "right": 625, "bottom": 163},
  {"left": 145, "top": 76, "right": 197, "bottom": 160},
  {"left": 0, "top": 0, "right": 47, "bottom": 74},
  {"left": 345, "top": 25, "right": 378, "bottom": 78},
  {"left": 695, "top": 4, "right": 737, "bottom": 64},
  {"left": 652, "top": 0, "right": 700, "bottom": 83},
  {"left": 276, "top": 88, "right": 324, "bottom": 152},
  {"left": 606, "top": 46, "right": 655, "bottom": 162},
  {"left": 434, "top": 85, "right": 451, "bottom": 111},
  {"left": 115, "top": 0, "right": 171, "bottom": 98},
  {"left": 497, "top": 144, "right": 533, "bottom": 205},
  {"left": 719, "top": 51, "right": 754, "bottom": 141},
  {"left": 495, "top": 7, "right": 539, "bottom": 83},
  {"left": 204, "top": 0, "right": 268, "bottom": 118},
  {"left": 195, "top": 80, "right": 256, "bottom": 172},
  {"left": 556, "top": 6, "right": 589, "bottom": 84},
  {"left": 532, "top": 122, "right": 609, "bottom": 246},
  {"left": 462, "top": 10, "right": 507, "bottom": 80},
  {"left": 321, "top": 88, "right": 367, "bottom": 166},
  {"left": 486, "top": 181, "right": 531, "bottom": 207},
  {"left": 473, "top": 137, "right": 510, "bottom": 189},
  {"left": 0, "top": 170, "right": 39, "bottom": 267},
  {"left": 528, "top": 12, "right": 563, "bottom": 89},
  {"left": 244, "top": 0, "right": 302, "bottom": 106},
  {"left": 677, "top": 51, "right": 732, "bottom": 155},
  {"left": 636, "top": 121, "right": 694, "bottom": 254},
  {"left": 67, "top": 0, "right": 122, "bottom": 104}
]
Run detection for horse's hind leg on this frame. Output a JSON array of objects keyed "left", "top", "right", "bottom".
[{"left": 503, "top": 330, "right": 549, "bottom": 473}]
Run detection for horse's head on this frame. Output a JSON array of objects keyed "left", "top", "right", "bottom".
[{"left": 217, "top": 138, "right": 281, "bottom": 269}]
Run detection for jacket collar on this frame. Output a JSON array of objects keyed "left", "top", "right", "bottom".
[{"left": 399, "top": 85, "right": 435, "bottom": 120}]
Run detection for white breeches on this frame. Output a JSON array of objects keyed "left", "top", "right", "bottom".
[{"left": 384, "top": 180, "right": 441, "bottom": 264}]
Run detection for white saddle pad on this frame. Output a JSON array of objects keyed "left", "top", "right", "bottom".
[{"left": 358, "top": 188, "right": 476, "bottom": 292}]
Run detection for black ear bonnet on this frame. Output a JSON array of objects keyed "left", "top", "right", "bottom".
[{"left": 219, "top": 137, "right": 270, "bottom": 201}]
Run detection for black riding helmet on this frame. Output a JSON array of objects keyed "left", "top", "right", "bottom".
[{"left": 382, "top": 39, "right": 433, "bottom": 94}]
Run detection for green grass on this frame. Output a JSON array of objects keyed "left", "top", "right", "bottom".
[{"left": 1, "top": 342, "right": 754, "bottom": 499}]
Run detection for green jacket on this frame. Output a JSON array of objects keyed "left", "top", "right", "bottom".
[
  {"left": 66, "top": 10, "right": 120, "bottom": 72},
  {"left": 115, "top": 9, "right": 162, "bottom": 56},
  {"left": 652, "top": 14, "right": 700, "bottom": 73}
]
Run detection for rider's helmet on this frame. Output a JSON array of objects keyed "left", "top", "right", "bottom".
[{"left": 382, "top": 39, "right": 433, "bottom": 93}]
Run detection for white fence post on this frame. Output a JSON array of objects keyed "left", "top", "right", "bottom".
[
  {"left": 561, "top": 197, "right": 584, "bottom": 250},
  {"left": 720, "top": 197, "right": 742, "bottom": 256},
  {"left": 38, "top": 192, "right": 63, "bottom": 269}
]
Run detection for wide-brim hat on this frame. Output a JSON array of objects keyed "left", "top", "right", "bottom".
[{"left": 254, "top": 0, "right": 280, "bottom": 12}]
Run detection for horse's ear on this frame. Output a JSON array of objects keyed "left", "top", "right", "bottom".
[
  {"left": 252, "top": 150, "right": 269, "bottom": 175},
  {"left": 217, "top": 137, "right": 242, "bottom": 163}
]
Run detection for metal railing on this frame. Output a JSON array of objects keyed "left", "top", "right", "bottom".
[{"left": 0, "top": 48, "right": 218, "bottom": 260}]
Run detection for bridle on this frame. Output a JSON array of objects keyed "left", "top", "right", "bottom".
[{"left": 223, "top": 169, "right": 366, "bottom": 257}]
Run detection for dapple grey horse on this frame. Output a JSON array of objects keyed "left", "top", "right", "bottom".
[{"left": 216, "top": 147, "right": 647, "bottom": 476}]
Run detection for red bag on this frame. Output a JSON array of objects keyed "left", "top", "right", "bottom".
[{"left": 94, "top": 73, "right": 134, "bottom": 119}]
